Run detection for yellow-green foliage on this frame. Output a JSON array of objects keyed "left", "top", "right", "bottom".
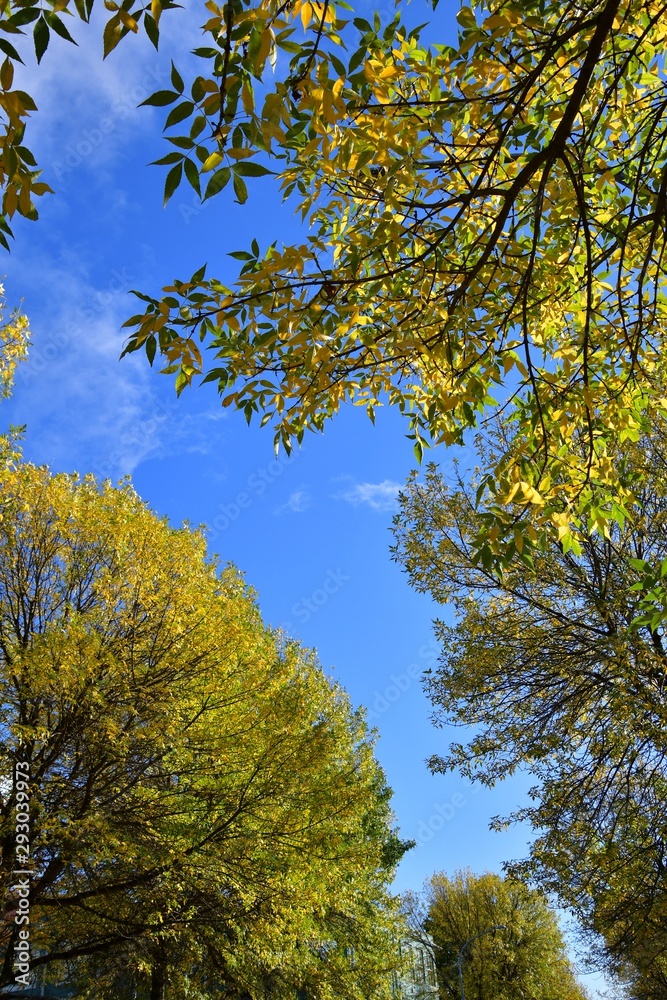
[
  {"left": 0, "top": 463, "right": 403, "bottom": 998},
  {"left": 411, "top": 870, "right": 588, "bottom": 1000},
  {"left": 393, "top": 431, "right": 667, "bottom": 990},
  {"left": 114, "top": 0, "right": 667, "bottom": 577},
  {"left": 0, "top": 285, "right": 29, "bottom": 467},
  {"left": 1, "top": 0, "right": 667, "bottom": 581}
]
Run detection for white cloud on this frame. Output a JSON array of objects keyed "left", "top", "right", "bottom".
[
  {"left": 274, "top": 489, "right": 312, "bottom": 515},
  {"left": 13, "top": 1, "right": 203, "bottom": 184},
  {"left": 335, "top": 479, "right": 401, "bottom": 512},
  {"left": 5, "top": 255, "right": 227, "bottom": 479}
]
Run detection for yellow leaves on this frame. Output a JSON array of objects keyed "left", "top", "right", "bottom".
[
  {"left": 103, "top": 12, "right": 124, "bottom": 56},
  {"left": 202, "top": 150, "right": 223, "bottom": 172},
  {"left": 551, "top": 510, "right": 572, "bottom": 543},
  {"left": 226, "top": 147, "right": 254, "bottom": 160},
  {"left": 0, "top": 296, "right": 29, "bottom": 463},
  {"left": 289, "top": 0, "right": 333, "bottom": 30},
  {"left": 482, "top": 14, "right": 513, "bottom": 32},
  {"left": 504, "top": 480, "right": 522, "bottom": 504},
  {"left": 106, "top": 0, "right": 667, "bottom": 583},
  {"left": 202, "top": 91, "right": 222, "bottom": 115},
  {"left": 501, "top": 480, "right": 545, "bottom": 508},
  {"left": 289, "top": 0, "right": 334, "bottom": 30},
  {"left": 257, "top": 26, "right": 273, "bottom": 72},
  {"left": 242, "top": 81, "right": 254, "bottom": 114},
  {"left": 320, "top": 86, "right": 337, "bottom": 125},
  {"left": 118, "top": 8, "right": 139, "bottom": 31},
  {"left": 0, "top": 59, "right": 12, "bottom": 92},
  {"left": 364, "top": 58, "right": 399, "bottom": 84},
  {"left": 422, "top": 871, "right": 584, "bottom": 998},
  {"left": 596, "top": 169, "right": 617, "bottom": 189},
  {"left": 30, "top": 181, "right": 53, "bottom": 197},
  {"left": 193, "top": 76, "right": 219, "bottom": 97},
  {"left": 299, "top": 0, "right": 313, "bottom": 30},
  {"left": 0, "top": 89, "right": 33, "bottom": 126},
  {"left": 378, "top": 64, "right": 399, "bottom": 81}
]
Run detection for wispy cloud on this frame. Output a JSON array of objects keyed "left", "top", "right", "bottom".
[
  {"left": 274, "top": 489, "right": 312, "bottom": 515},
  {"left": 335, "top": 479, "right": 401, "bottom": 512},
  {"left": 5, "top": 254, "right": 227, "bottom": 479},
  {"left": 14, "top": 2, "right": 203, "bottom": 186}
]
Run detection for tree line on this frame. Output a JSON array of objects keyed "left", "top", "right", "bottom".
[
  {"left": 1, "top": 0, "right": 667, "bottom": 994},
  {"left": 0, "top": 299, "right": 585, "bottom": 999}
]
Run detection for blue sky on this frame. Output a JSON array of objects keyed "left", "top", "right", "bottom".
[{"left": 5, "top": 2, "right": 612, "bottom": 994}]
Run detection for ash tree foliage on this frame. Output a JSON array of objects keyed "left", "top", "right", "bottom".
[
  {"left": 0, "top": 463, "right": 408, "bottom": 1000},
  {"left": 612, "top": 956, "right": 667, "bottom": 1000},
  {"left": 392, "top": 422, "right": 667, "bottom": 991},
  {"left": 0, "top": 287, "right": 29, "bottom": 466},
  {"left": 403, "top": 870, "right": 588, "bottom": 1000},
  {"left": 2, "top": 0, "right": 667, "bottom": 591}
]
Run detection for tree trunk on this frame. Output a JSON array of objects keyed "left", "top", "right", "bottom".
[{"left": 150, "top": 961, "right": 166, "bottom": 1000}]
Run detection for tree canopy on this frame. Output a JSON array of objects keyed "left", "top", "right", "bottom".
[
  {"left": 403, "top": 869, "right": 588, "bottom": 1000},
  {"left": 392, "top": 423, "right": 667, "bottom": 990},
  {"left": 0, "top": 0, "right": 666, "bottom": 575},
  {"left": 0, "top": 461, "right": 408, "bottom": 999}
]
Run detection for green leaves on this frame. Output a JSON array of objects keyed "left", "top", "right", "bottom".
[
  {"left": 115, "top": 0, "right": 667, "bottom": 596},
  {"left": 164, "top": 100, "right": 194, "bottom": 128},
  {"left": 102, "top": 12, "right": 122, "bottom": 57},
  {"left": 144, "top": 12, "right": 159, "bottom": 47},
  {"left": 393, "top": 426, "right": 667, "bottom": 984},
  {"left": 45, "top": 11, "right": 77, "bottom": 44},
  {"left": 415, "top": 872, "right": 588, "bottom": 1000},
  {"left": 32, "top": 16, "right": 49, "bottom": 62},
  {"left": 204, "top": 166, "right": 230, "bottom": 199},
  {"left": 163, "top": 162, "right": 182, "bottom": 205},
  {"left": 141, "top": 89, "right": 181, "bottom": 107},
  {"left": 9, "top": 8, "right": 40, "bottom": 27},
  {"left": 0, "top": 38, "right": 22, "bottom": 63},
  {"left": 170, "top": 60, "right": 184, "bottom": 92},
  {"left": 0, "top": 0, "right": 184, "bottom": 234},
  {"left": 183, "top": 156, "right": 200, "bottom": 195},
  {"left": 232, "top": 171, "right": 248, "bottom": 203},
  {"left": 0, "top": 463, "right": 405, "bottom": 995},
  {"left": 455, "top": 6, "right": 476, "bottom": 29},
  {"left": 4, "top": 0, "right": 667, "bottom": 612},
  {"left": 627, "top": 557, "right": 667, "bottom": 630},
  {"left": 139, "top": 43, "right": 276, "bottom": 206},
  {"left": 234, "top": 160, "right": 273, "bottom": 177}
]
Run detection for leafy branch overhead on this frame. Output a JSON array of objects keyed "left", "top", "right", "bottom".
[
  {"left": 6, "top": 0, "right": 667, "bottom": 585},
  {"left": 122, "top": 0, "right": 667, "bottom": 567},
  {"left": 0, "top": 0, "right": 177, "bottom": 247}
]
